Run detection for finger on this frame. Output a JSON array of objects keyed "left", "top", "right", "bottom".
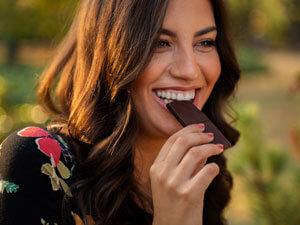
[
  {"left": 153, "top": 123, "right": 205, "bottom": 164},
  {"left": 163, "top": 132, "right": 215, "bottom": 170},
  {"left": 174, "top": 144, "right": 223, "bottom": 181},
  {"left": 188, "top": 162, "right": 220, "bottom": 194}
]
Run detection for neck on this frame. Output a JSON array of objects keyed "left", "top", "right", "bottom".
[
  {"left": 133, "top": 131, "right": 167, "bottom": 212},
  {"left": 133, "top": 132, "right": 166, "bottom": 183}
]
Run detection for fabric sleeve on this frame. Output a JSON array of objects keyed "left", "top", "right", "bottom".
[{"left": 0, "top": 126, "right": 75, "bottom": 225}]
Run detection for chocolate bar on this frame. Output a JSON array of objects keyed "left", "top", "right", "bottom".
[{"left": 166, "top": 100, "right": 232, "bottom": 149}]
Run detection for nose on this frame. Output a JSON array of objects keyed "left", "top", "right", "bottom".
[{"left": 169, "top": 47, "right": 202, "bottom": 82}]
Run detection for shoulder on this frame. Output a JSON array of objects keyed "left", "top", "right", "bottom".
[
  {"left": 0, "top": 126, "right": 75, "bottom": 196},
  {"left": 0, "top": 126, "right": 74, "bottom": 167},
  {"left": 0, "top": 127, "right": 77, "bottom": 224}
]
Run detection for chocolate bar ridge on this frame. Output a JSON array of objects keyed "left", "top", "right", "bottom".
[{"left": 167, "top": 100, "right": 232, "bottom": 149}]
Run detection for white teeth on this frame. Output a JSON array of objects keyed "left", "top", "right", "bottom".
[
  {"left": 177, "top": 93, "right": 184, "bottom": 101},
  {"left": 184, "top": 93, "right": 190, "bottom": 100},
  {"left": 163, "top": 99, "right": 173, "bottom": 104},
  {"left": 166, "top": 91, "right": 171, "bottom": 99},
  {"left": 171, "top": 93, "right": 177, "bottom": 100},
  {"left": 155, "top": 89, "right": 196, "bottom": 102}
]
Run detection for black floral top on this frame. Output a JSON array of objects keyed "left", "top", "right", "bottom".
[
  {"left": 0, "top": 126, "right": 83, "bottom": 225},
  {"left": 0, "top": 126, "right": 154, "bottom": 225}
]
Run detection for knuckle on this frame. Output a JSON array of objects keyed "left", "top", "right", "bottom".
[
  {"left": 150, "top": 165, "right": 167, "bottom": 182},
  {"left": 156, "top": 169, "right": 169, "bottom": 184},
  {"left": 178, "top": 187, "right": 191, "bottom": 198},
  {"left": 188, "top": 146, "right": 203, "bottom": 158},
  {"left": 165, "top": 177, "right": 178, "bottom": 191},
  {"left": 176, "top": 136, "right": 188, "bottom": 145},
  {"left": 178, "top": 187, "right": 197, "bottom": 203}
]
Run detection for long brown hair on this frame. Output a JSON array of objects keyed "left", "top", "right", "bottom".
[{"left": 37, "top": 0, "right": 241, "bottom": 224}]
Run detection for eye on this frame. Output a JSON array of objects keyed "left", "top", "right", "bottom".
[
  {"left": 154, "top": 39, "right": 171, "bottom": 49},
  {"left": 195, "top": 39, "right": 216, "bottom": 51}
]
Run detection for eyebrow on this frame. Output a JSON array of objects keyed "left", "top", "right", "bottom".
[{"left": 160, "top": 26, "right": 217, "bottom": 37}]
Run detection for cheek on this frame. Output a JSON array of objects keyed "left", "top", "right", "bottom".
[
  {"left": 133, "top": 55, "right": 166, "bottom": 89},
  {"left": 198, "top": 52, "right": 221, "bottom": 84},
  {"left": 131, "top": 56, "right": 164, "bottom": 109}
]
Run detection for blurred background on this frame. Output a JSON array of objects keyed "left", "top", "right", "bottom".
[{"left": 0, "top": 0, "right": 299, "bottom": 224}]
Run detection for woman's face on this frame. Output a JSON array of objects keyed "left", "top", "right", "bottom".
[{"left": 131, "top": 0, "right": 221, "bottom": 139}]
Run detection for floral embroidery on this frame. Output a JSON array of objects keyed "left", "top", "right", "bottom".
[
  {"left": 18, "top": 127, "right": 62, "bottom": 165},
  {"left": 56, "top": 134, "right": 73, "bottom": 163},
  {"left": 0, "top": 175, "right": 19, "bottom": 194},
  {"left": 18, "top": 127, "right": 73, "bottom": 197},
  {"left": 41, "top": 218, "right": 58, "bottom": 225},
  {"left": 41, "top": 155, "right": 72, "bottom": 197}
]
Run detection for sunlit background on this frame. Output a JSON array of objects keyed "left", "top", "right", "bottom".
[{"left": 0, "top": 0, "right": 300, "bottom": 225}]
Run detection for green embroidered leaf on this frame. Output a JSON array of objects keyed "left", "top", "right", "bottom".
[
  {"left": 0, "top": 180, "right": 19, "bottom": 193},
  {"left": 59, "top": 178, "right": 73, "bottom": 197},
  {"left": 7, "top": 183, "right": 19, "bottom": 193},
  {"left": 57, "top": 161, "right": 71, "bottom": 179}
]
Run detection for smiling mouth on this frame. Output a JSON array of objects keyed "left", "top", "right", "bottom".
[{"left": 153, "top": 89, "right": 197, "bottom": 104}]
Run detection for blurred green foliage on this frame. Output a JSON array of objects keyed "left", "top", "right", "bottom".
[
  {"left": 0, "top": 0, "right": 299, "bottom": 65},
  {"left": 229, "top": 103, "right": 300, "bottom": 225},
  {"left": 228, "top": 0, "right": 300, "bottom": 47},
  {"left": 0, "top": 65, "right": 41, "bottom": 107},
  {"left": 236, "top": 46, "right": 268, "bottom": 73},
  {"left": 0, "top": 0, "right": 79, "bottom": 64},
  {"left": 0, "top": 65, "right": 48, "bottom": 140}
]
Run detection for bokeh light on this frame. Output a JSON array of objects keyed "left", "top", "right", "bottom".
[{"left": 31, "top": 105, "right": 48, "bottom": 124}]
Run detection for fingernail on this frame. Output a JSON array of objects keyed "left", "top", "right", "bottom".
[
  {"left": 198, "top": 123, "right": 205, "bottom": 129},
  {"left": 206, "top": 132, "right": 214, "bottom": 138},
  {"left": 216, "top": 144, "right": 224, "bottom": 150}
]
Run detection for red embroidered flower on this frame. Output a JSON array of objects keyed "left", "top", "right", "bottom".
[{"left": 18, "top": 127, "right": 61, "bottom": 165}]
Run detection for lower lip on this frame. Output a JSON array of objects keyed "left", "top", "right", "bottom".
[{"left": 152, "top": 89, "right": 200, "bottom": 112}]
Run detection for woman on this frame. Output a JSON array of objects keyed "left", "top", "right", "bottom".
[{"left": 0, "top": 0, "right": 240, "bottom": 224}]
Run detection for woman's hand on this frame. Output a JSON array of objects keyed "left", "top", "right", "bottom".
[{"left": 150, "top": 124, "right": 223, "bottom": 225}]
